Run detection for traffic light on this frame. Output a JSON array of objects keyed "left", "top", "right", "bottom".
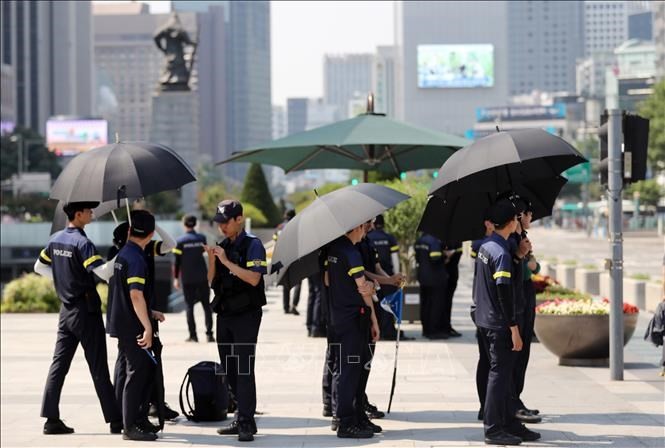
[
  {"left": 432, "top": 170, "right": 439, "bottom": 179},
  {"left": 351, "top": 178, "right": 359, "bottom": 186},
  {"left": 598, "top": 111, "right": 650, "bottom": 186},
  {"left": 399, "top": 172, "right": 407, "bottom": 180},
  {"left": 622, "top": 113, "right": 649, "bottom": 184}
]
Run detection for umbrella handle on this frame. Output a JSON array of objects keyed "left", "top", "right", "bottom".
[
  {"left": 111, "top": 210, "right": 119, "bottom": 225},
  {"left": 125, "top": 198, "right": 132, "bottom": 227}
]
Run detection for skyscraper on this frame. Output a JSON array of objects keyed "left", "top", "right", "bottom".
[
  {"left": 173, "top": 1, "right": 271, "bottom": 182},
  {"left": 653, "top": 0, "right": 665, "bottom": 80},
  {"left": 584, "top": 1, "right": 628, "bottom": 56},
  {"left": 1, "top": 1, "right": 93, "bottom": 133},
  {"left": 324, "top": 54, "right": 373, "bottom": 119},
  {"left": 373, "top": 46, "right": 397, "bottom": 117}
]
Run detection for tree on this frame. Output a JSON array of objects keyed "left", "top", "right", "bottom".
[
  {"left": 287, "top": 182, "right": 345, "bottom": 213},
  {"left": 240, "top": 164, "right": 281, "bottom": 227},
  {"left": 1, "top": 127, "right": 62, "bottom": 181},
  {"left": 638, "top": 79, "right": 665, "bottom": 172},
  {"left": 198, "top": 183, "right": 231, "bottom": 220},
  {"left": 625, "top": 179, "right": 665, "bottom": 207}
]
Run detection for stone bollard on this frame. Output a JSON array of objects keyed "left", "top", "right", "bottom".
[
  {"left": 575, "top": 269, "right": 601, "bottom": 295},
  {"left": 600, "top": 272, "right": 611, "bottom": 298},
  {"left": 645, "top": 283, "right": 662, "bottom": 313},
  {"left": 546, "top": 263, "right": 557, "bottom": 281},
  {"left": 556, "top": 265, "right": 576, "bottom": 290},
  {"left": 623, "top": 278, "right": 646, "bottom": 310}
]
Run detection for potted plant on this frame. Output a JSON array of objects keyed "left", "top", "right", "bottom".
[{"left": 534, "top": 297, "right": 639, "bottom": 366}]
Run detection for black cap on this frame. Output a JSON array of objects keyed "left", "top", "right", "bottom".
[
  {"left": 63, "top": 201, "right": 100, "bottom": 216},
  {"left": 129, "top": 210, "right": 155, "bottom": 237},
  {"left": 213, "top": 200, "right": 243, "bottom": 223},
  {"left": 183, "top": 215, "right": 197, "bottom": 228},
  {"left": 284, "top": 209, "right": 296, "bottom": 221},
  {"left": 112, "top": 222, "right": 129, "bottom": 247},
  {"left": 374, "top": 214, "right": 385, "bottom": 227},
  {"left": 489, "top": 198, "right": 518, "bottom": 226}
]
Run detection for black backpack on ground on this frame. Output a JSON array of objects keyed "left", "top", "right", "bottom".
[{"left": 179, "top": 361, "right": 229, "bottom": 422}]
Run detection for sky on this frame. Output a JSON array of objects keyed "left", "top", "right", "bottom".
[{"left": 94, "top": 1, "right": 394, "bottom": 106}]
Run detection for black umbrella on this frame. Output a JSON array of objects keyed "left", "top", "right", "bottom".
[
  {"left": 270, "top": 183, "right": 410, "bottom": 284},
  {"left": 419, "top": 176, "right": 568, "bottom": 243},
  {"left": 50, "top": 141, "right": 196, "bottom": 203}
]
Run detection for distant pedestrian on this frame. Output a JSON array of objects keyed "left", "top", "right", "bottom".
[
  {"left": 275, "top": 209, "right": 301, "bottom": 315},
  {"left": 414, "top": 232, "right": 449, "bottom": 339},
  {"left": 173, "top": 215, "right": 214, "bottom": 343}
]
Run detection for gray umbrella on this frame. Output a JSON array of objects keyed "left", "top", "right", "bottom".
[{"left": 270, "top": 183, "right": 410, "bottom": 284}]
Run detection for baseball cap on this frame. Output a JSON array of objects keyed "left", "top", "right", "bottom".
[
  {"left": 213, "top": 200, "right": 243, "bottom": 223},
  {"left": 489, "top": 198, "right": 518, "bottom": 226},
  {"left": 183, "top": 215, "right": 197, "bottom": 228},
  {"left": 129, "top": 210, "right": 155, "bottom": 237},
  {"left": 112, "top": 222, "right": 130, "bottom": 247},
  {"left": 374, "top": 214, "right": 385, "bottom": 227}
]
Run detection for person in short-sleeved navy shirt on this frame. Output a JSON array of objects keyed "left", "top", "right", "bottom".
[
  {"left": 474, "top": 233, "right": 515, "bottom": 330},
  {"left": 328, "top": 236, "right": 366, "bottom": 327}
]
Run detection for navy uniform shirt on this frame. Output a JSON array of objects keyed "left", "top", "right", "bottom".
[
  {"left": 106, "top": 241, "right": 149, "bottom": 339},
  {"left": 110, "top": 240, "right": 164, "bottom": 311},
  {"left": 414, "top": 233, "right": 447, "bottom": 287},
  {"left": 470, "top": 237, "right": 489, "bottom": 322},
  {"left": 213, "top": 230, "right": 268, "bottom": 276},
  {"left": 508, "top": 233, "right": 525, "bottom": 315},
  {"left": 356, "top": 237, "right": 379, "bottom": 274},
  {"left": 327, "top": 236, "right": 366, "bottom": 328},
  {"left": 39, "top": 227, "right": 104, "bottom": 310},
  {"left": 473, "top": 233, "right": 513, "bottom": 330},
  {"left": 366, "top": 229, "right": 399, "bottom": 275},
  {"left": 173, "top": 230, "right": 208, "bottom": 285}
]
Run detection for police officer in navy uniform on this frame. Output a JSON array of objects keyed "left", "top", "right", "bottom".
[
  {"left": 275, "top": 209, "right": 302, "bottom": 315},
  {"left": 34, "top": 201, "right": 122, "bottom": 435},
  {"left": 173, "top": 215, "right": 214, "bottom": 343},
  {"left": 106, "top": 210, "right": 158, "bottom": 441},
  {"left": 443, "top": 241, "right": 463, "bottom": 337},
  {"left": 414, "top": 232, "right": 449, "bottom": 339},
  {"left": 474, "top": 199, "right": 539, "bottom": 445},
  {"left": 208, "top": 200, "right": 267, "bottom": 442},
  {"left": 327, "top": 223, "right": 379, "bottom": 439}
]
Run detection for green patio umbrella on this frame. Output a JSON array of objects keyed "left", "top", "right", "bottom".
[{"left": 216, "top": 95, "right": 469, "bottom": 180}]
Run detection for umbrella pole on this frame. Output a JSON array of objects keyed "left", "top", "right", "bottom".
[
  {"left": 387, "top": 311, "right": 402, "bottom": 414},
  {"left": 363, "top": 170, "right": 369, "bottom": 183},
  {"left": 125, "top": 198, "right": 132, "bottom": 227},
  {"left": 110, "top": 210, "right": 119, "bottom": 225}
]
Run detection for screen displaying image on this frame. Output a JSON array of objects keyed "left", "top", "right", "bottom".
[
  {"left": 46, "top": 119, "right": 108, "bottom": 156},
  {"left": 418, "top": 44, "right": 494, "bottom": 88}
]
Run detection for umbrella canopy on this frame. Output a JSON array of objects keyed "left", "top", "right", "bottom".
[
  {"left": 216, "top": 113, "right": 469, "bottom": 176},
  {"left": 270, "top": 183, "right": 410, "bottom": 286},
  {"left": 430, "top": 129, "right": 585, "bottom": 197},
  {"left": 50, "top": 141, "right": 196, "bottom": 203},
  {"left": 419, "top": 176, "right": 568, "bottom": 243}
]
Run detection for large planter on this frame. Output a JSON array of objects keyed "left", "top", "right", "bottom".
[
  {"left": 534, "top": 313, "right": 638, "bottom": 366},
  {"left": 402, "top": 284, "right": 421, "bottom": 323}
]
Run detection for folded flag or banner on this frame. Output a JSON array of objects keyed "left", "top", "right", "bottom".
[{"left": 380, "top": 289, "right": 403, "bottom": 324}]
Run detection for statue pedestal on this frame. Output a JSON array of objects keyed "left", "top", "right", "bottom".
[{"left": 150, "top": 90, "right": 199, "bottom": 214}]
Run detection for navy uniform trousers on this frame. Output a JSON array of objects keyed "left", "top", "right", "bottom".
[
  {"left": 41, "top": 306, "right": 121, "bottom": 423},
  {"left": 216, "top": 308, "right": 262, "bottom": 425},
  {"left": 322, "top": 324, "right": 338, "bottom": 411},
  {"left": 334, "top": 318, "right": 371, "bottom": 428},
  {"left": 479, "top": 327, "right": 519, "bottom": 436},
  {"left": 115, "top": 337, "right": 155, "bottom": 429},
  {"left": 511, "top": 280, "right": 536, "bottom": 410},
  {"left": 183, "top": 282, "right": 214, "bottom": 339}
]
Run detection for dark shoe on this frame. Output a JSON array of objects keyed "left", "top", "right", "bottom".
[
  {"left": 447, "top": 328, "right": 462, "bottom": 337},
  {"left": 43, "top": 418, "right": 74, "bottom": 435},
  {"left": 515, "top": 408, "right": 542, "bottom": 423},
  {"left": 218, "top": 420, "right": 239, "bottom": 435},
  {"left": 138, "top": 418, "right": 160, "bottom": 434},
  {"left": 484, "top": 431, "right": 522, "bottom": 445},
  {"left": 322, "top": 405, "right": 333, "bottom": 417},
  {"left": 123, "top": 424, "right": 158, "bottom": 441},
  {"left": 360, "top": 419, "right": 382, "bottom": 433},
  {"left": 311, "top": 329, "right": 327, "bottom": 338},
  {"left": 185, "top": 336, "right": 198, "bottom": 343},
  {"left": 364, "top": 401, "right": 385, "bottom": 419},
  {"left": 148, "top": 402, "right": 179, "bottom": 420},
  {"left": 477, "top": 408, "right": 484, "bottom": 421},
  {"left": 330, "top": 417, "right": 339, "bottom": 431},
  {"left": 238, "top": 421, "right": 254, "bottom": 442},
  {"left": 290, "top": 307, "right": 300, "bottom": 316},
  {"left": 110, "top": 420, "right": 123, "bottom": 434},
  {"left": 337, "top": 424, "right": 374, "bottom": 439},
  {"left": 427, "top": 332, "right": 449, "bottom": 340},
  {"left": 507, "top": 424, "right": 541, "bottom": 442},
  {"left": 207, "top": 334, "right": 216, "bottom": 343},
  {"left": 523, "top": 407, "right": 540, "bottom": 415}
]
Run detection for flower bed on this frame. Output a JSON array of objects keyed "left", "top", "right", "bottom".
[
  {"left": 536, "top": 284, "right": 590, "bottom": 305},
  {"left": 536, "top": 297, "right": 640, "bottom": 315},
  {"left": 531, "top": 274, "right": 557, "bottom": 294}
]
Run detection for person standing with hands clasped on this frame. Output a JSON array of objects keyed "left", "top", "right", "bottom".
[
  {"left": 474, "top": 199, "right": 539, "bottom": 446},
  {"left": 106, "top": 210, "right": 158, "bottom": 441},
  {"left": 208, "top": 200, "right": 267, "bottom": 442},
  {"left": 327, "top": 223, "right": 380, "bottom": 439}
]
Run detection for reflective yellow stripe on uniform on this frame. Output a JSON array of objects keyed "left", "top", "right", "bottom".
[
  {"left": 455, "top": 248, "right": 463, "bottom": 253},
  {"left": 172, "top": 248, "right": 183, "bottom": 255},
  {"left": 493, "top": 271, "right": 511, "bottom": 279},
  {"left": 390, "top": 245, "right": 399, "bottom": 252},
  {"left": 348, "top": 266, "right": 364, "bottom": 276},
  {"left": 127, "top": 277, "right": 146, "bottom": 285},
  {"left": 470, "top": 251, "right": 478, "bottom": 258},
  {"left": 40, "top": 249, "right": 52, "bottom": 263},
  {"left": 83, "top": 255, "right": 102, "bottom": 268},
  {"left": 246, "top": 261, "right": 268, "bottom": 267},
  {"left": 429, "top": 251, "right": 442, "bottom": 257}
]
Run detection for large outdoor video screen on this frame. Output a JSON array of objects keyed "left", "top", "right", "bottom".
[
  {"left": 418, "top": 44, "right": 494, "bottom": 88},
  {"left": 46, "top": 118, "right": 108, "bottom": 156}
]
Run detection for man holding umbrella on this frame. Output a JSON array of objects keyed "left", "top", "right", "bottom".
[
  {"left": 474, "top": 199, "right": 539, "bottom": 445},
  {"left": 208, "top": 200, "right": 267, "bottom": 442},
  {"left": 34, "top": 201, "right": 122, "bottom": 435}
]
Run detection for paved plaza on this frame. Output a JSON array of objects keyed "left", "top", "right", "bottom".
[{"left": 2, "top": 252, "right": 664, "bottom": 448}]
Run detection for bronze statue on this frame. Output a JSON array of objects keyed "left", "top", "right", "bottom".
[{"left": 154, "top": 13, "right": 197, "bottom": 91}]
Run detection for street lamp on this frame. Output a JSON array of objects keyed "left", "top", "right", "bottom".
[{"left": 9, "top": 134, "right": 44, "bottom": 175}]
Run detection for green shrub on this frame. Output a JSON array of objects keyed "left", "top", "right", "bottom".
[
  {"left": 630, "top": 273, "right": 650, "bottom": 281},
  {"left": 562, "top": 259, "right": 577, "bottom": 266},
  {"left": 1, "top": 273, "right": 60, "bottom": 313},
  {"left": 242, "top": 203, "right": 269, "bottom": 228}
]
